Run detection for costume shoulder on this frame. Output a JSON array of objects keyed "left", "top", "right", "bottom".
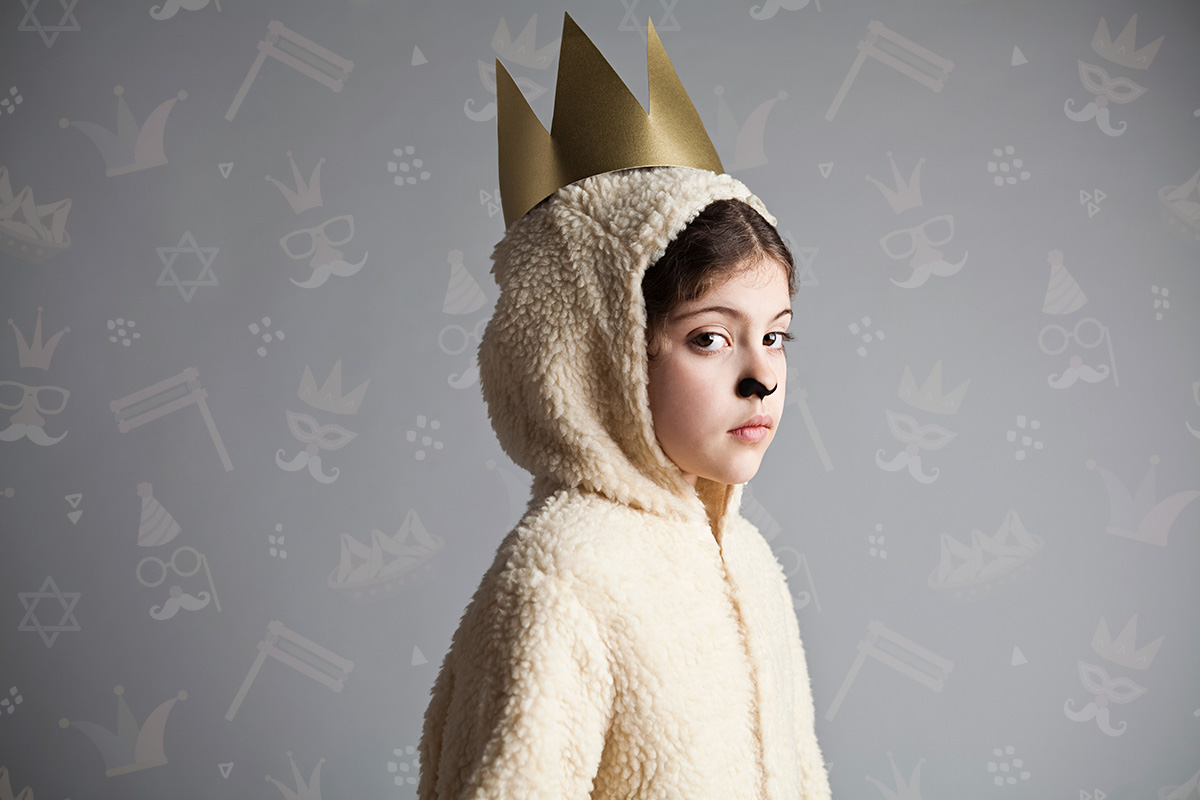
[{"left": 417, "top": 491, "right": 615, "bottom": 799}]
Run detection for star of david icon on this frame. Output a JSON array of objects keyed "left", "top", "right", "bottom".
[
  {"left": 619, "top": 0, "right": 680, "bottom": 39},
  {"left": 18, "top": 576, "right": 81, "bottom": 647},
  {"left": 157, "top": 231, "right": 219, "bottom": 302},
  {"left": 794, "top": 245, "right": 819, "bottom": 286},
  {"left": 18, "top": 0, "right": 81, "bottom": 48}
]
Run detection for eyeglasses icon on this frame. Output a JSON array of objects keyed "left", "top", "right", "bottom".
[
  {"left": 136, "top": 545, "right": 221, "bottom": 611},
  {"left": 1037, "top": 317, "right": 1119, "bottom": 386},
  {"left": 879, "top": 215, "right": 954, "bottom": 260},
  {"left": 279, "top": 215, "right": 355, "bottom": 260},
  {"left": 438, "top": 317, "right": 488, "bottom": 356},
  {"left": 0, "top": 382, "right": 70, "bottom": 414}
]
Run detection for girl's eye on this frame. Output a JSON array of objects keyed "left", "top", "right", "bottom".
[
  {"left": 765, "top": 331, "right": 795, "bottom": 348},
  {"left": 690, "top": 331, "right": 729, "bottom": 351}
]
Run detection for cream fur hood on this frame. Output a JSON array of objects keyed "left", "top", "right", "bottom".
[{"left": 419, "top": 167, "right": 831, "bottom": 799}]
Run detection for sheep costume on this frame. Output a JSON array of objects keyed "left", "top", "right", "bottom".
[{"left": 417, "top": 165, "right": 831, "bottom": 800}]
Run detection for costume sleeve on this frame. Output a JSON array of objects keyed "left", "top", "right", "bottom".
[
  {"left": 784, "top": 587, "right": 832, "bottom": 800},
  {"left": 419, "top": 570, "right": 613, "bottom": 800}
]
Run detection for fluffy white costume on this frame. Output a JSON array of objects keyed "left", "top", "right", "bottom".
[{"left": 419, "top": 167, "right": 831, "bottom": 799}]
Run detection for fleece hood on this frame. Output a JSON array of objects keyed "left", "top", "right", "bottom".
[{"left": 478, "top": 166, "right": 776, "bottom": 530}]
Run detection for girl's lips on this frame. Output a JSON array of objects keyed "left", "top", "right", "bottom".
[{"left": 729, "top": 425, "right": 770, "bottom": 443}]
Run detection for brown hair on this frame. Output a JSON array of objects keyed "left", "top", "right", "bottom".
[{"left": 642, "top": 198, "right": 795, "bottom": 360}]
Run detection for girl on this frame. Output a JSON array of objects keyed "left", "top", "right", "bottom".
[{"left": 417, "top": 165, "right": 830, "bottom": 799}]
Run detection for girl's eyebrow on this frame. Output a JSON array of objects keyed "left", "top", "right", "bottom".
[{"left": 670, "top": 306, "right": 793, "bottom": 323}]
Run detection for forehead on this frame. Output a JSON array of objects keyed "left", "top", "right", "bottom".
[{"left": 688, "top": 257, "right": 790, "bottom": 302}]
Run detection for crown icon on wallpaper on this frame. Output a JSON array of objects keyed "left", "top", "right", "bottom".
[
  {"left": 1092, "top": 614, "right": 1163, "bottom": 670},
  {"left": 928, "top": 509, "right": 1044, "bottom": 598},
  {"left": 867, "top": 752, "right": 924, "bottom": 800},
  {"left": 9, "top": 307, "right": 68, "bottom": 370},
  {"left": 298, "top": 360, "right": 370, "bottom": 415},
  {"left": 898, "top": 361, "right": 969, "bottom": 415},
  {"left": 1085, "top": 455, "right": 1200, "bottom": 546},
  {"left": 266, "top": 151, "right": 324, "bottom": 214},
  {"left": 496, "top": 13, "right": 723, "bottom": 226},
  {"left": 1159, "top": 167, "right": 1200, "bottom": 248},
  {"left": 0, "top": 166, "right": 72, "bottom": 264},
  {"left": 493, "top": 15, "right": 559, "bottom": 70},
  {"left": 1091, "top": 15, "right": 1163, "bottom": 70},
  {"left": 59, "top": 685, "right": 187, "bottom": 777},
  {"left": 0, "top": 766, "right": 34, "bottom": 800},
  {"left": 59, "top": 86, "right": 187, "bottom": 177},
  {"left": 867, "top": 152, "right": 924, "bottom": 214},
  {"left": 713, "top": 86, "right": 786, "bottom": 172},
  {"left": 266, "top": 752, "right": 324, "bottom": 800},
  {"left": 328, "top": 510, "right": 445, "bottom": 603},
  {"left": 1160, "top": 767, "right": 1200, "bottom": 800}
]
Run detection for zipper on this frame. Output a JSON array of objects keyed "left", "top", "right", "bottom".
[{"left": 711, "top": 525, "right": 770, "bottom": 799}]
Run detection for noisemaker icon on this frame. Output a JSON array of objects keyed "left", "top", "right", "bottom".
[
  {"left": 226, "top": 21, "right": 354, "bottom": 122},
  {"left": 826, "top": 619, "right": 954, "bottom": 721},
  {"left": 826, "top": 21, "right": 953, "bottom": 122},
  {"left": 225, "top": 620, "right": 353, "bottom": 721},
  {"left": 110, "top": 368, "right": 233, "bottom": 472}
]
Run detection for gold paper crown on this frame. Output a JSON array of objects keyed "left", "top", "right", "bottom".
[{"left": 496, "top": 12, "right": 723, "bottom": 227}]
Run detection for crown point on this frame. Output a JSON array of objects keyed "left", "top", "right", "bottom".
[
  {"left": 137, "top": 482, "right": 152, "bottom": 496},
  {"left": 715, "top": 85, "right": 725, "bottom": 96},
  {"left": 177, "top": 90, "right": 187, "bottom": 100},
  {"left": 114, "top": 85, "right": 124, "bottom": 96},
  {"left": 1086, "top": 459, "right": 1096, "bottom": 470},
  {"left": 59, "top": 717, "right": 69, "bottom": 727},
  {"left": 177, "top": 690, "right": 188, "bottom": 700},
  {"left": 777, "top": 90, "right": 788, "bottom": 101},
  {"left": 1150, "top": 455, "right": 1160, "bottom": 465},
  {"left": 59, "top": 117, "right": 70, "bottom": 127},
  {"left": 114, "top": 685, "right": 124, "bottom": 695}
]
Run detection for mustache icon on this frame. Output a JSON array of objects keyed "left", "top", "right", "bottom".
[
  {"left": 150, "top": 586, "right": 212, "bottom": 620},
  {"left": 751, "top": 0, "right": 814, "bottom": 19},
  {"left": 1062, "top": 697, "right": 1128, "bottom": 736},
  {"left": 1047, "top": 358, "right": 1110, "bottom": 389},
  {"left": 891, "top": 253, "right": 968, "bottom": 288},
  {"left": 875, "top": 447, "right": 939, "bottom": 483},
  {"left": 1063, "top": 99, "right": 1128, "bottom": 137},
  {"left": 0, "top": 422, "right": 67, "bottom": 445},
  {"left": 276, "top": 447, "right": 340, "bottom": 483},
  {"left": 291, "top": 254, "right": 368, "bottom": 288},
  {"left": 149, "top": 0, "right": 212, "bottom": 21}
]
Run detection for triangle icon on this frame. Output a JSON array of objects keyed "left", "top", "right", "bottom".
[
  {"left": 65, "top": 493, "right": 82, "bottom": 508},
  {"left": 218, "top": 762, "right": 233, "bottom": 778},
  {"left": 218, "top": 162, "right": 233, "bottom": 179},
  {"left": 1011, "top": 645, "right": 1027, "bottom": 666},
  {"left": 412, "top": 46, "right": 427, "bottom": 66},
  {"left": 1079, "top": 189, "right": 1092, "bottom": 205},
  {"left": 1093, "top": 188, "right": 1106, "bottom": 203},
  {"left": 412, "top": 645, "right": 427, "bottom": 666},
  {"left": 67, "top": 510, "right": 83, "bottom": 525},
  {"left": 818, "top": 162, "right": 834, "bottom": 179},
  {"left": 1011, "top": 45, "right": 1027, "bottom": 66},
  {"left": 1087, "top": 202, "right": 1100, "bottom": 217}
]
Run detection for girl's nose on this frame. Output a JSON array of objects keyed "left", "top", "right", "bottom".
[{"left": 737, "top": 377, "right": 777, "bottom": 399}]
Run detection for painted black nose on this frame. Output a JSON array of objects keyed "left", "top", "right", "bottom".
[{"left": 737, "top": 377, "right": 777, "bottom": 399}]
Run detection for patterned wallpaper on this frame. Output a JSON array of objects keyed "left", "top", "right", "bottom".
[{"left": 2, "top": 0, "right": 1198, "bottom": 797}]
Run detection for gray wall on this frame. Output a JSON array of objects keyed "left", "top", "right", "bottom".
[{"left": 2, "top": 0, "right": 1199, "bottom": 797}]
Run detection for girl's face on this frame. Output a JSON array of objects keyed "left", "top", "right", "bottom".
[{"left": 646, "top": 258, "right": 792, "bottom": 488}]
